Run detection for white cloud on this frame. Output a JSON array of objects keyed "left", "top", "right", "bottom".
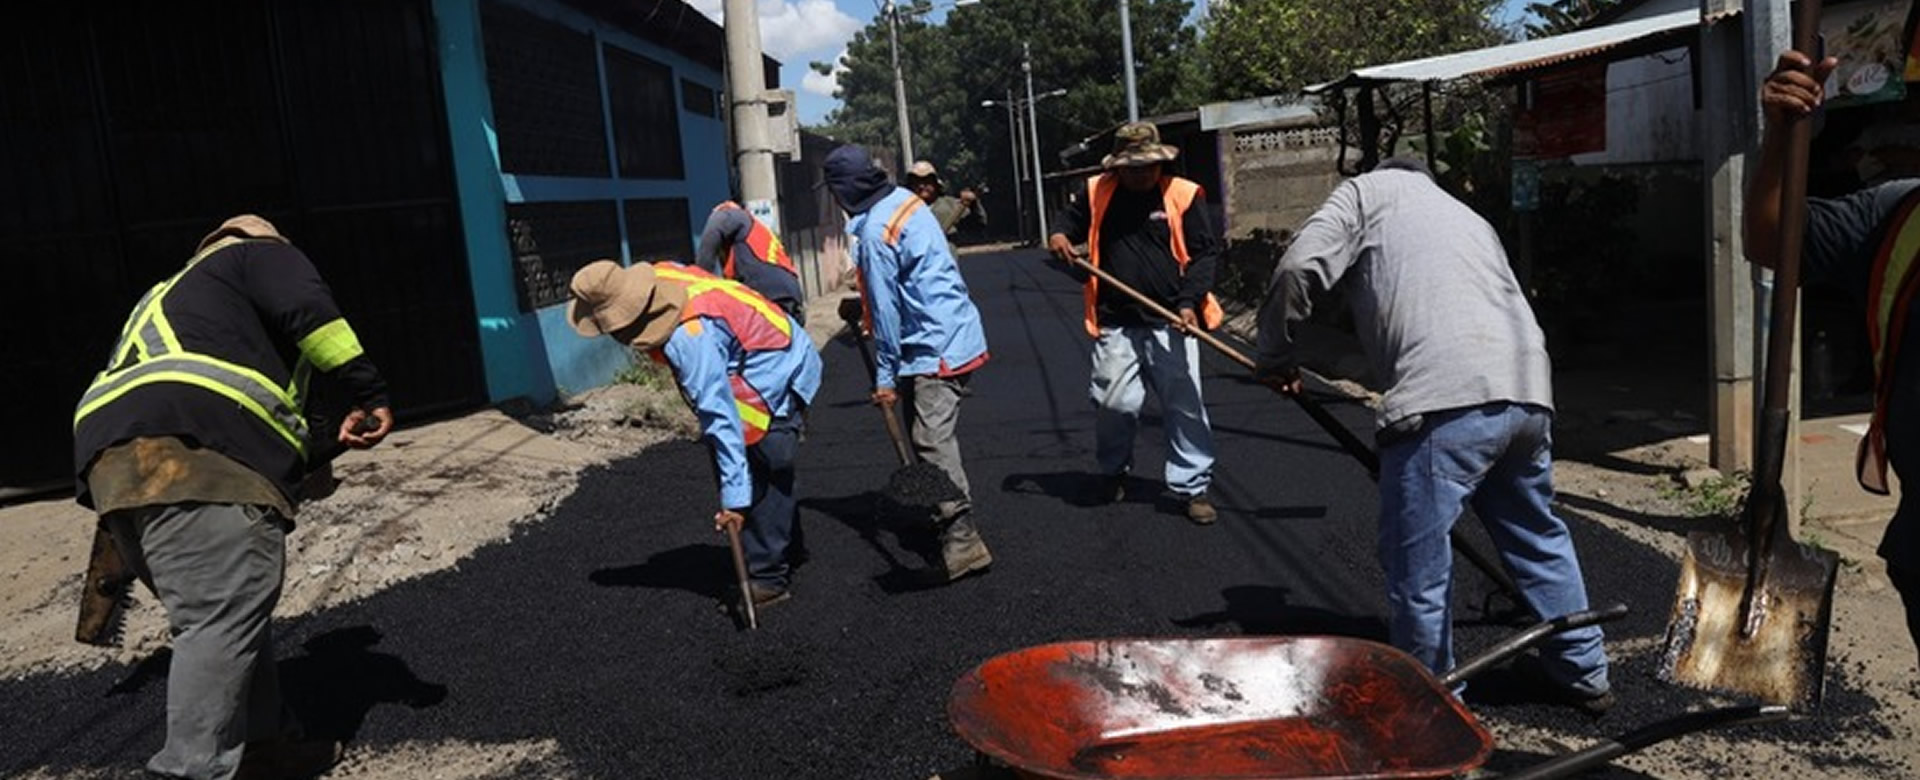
[
  {"left": 801, "top": 48, "right": 849, "bottom": 97},
  {"left": 757, "top": 0, "right": 862, "bottom": 61},
  {"left": 685, "top": 0, "right": 863, "bottom": 62}
]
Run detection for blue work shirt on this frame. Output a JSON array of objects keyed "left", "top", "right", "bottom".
[
  {"left": 846, "top": 187, "right": 990, "bottom": 389},
  {"left": 660, "top": 313, "right": 821, "bottom": 509}
]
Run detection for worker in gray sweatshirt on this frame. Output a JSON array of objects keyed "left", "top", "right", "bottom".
[{"left": 1254, "top": 158, "right": 1613, "bottom": 713}]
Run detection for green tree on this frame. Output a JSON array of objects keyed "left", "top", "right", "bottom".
[
  {"left": 1522, "top": 0, "right": 1626, "bottom": 38},
  {"left": 1200, "top": 0, "right": 1507, "bottom": 100},
  {"left": 810, "top": 0, "right": 1203, "bottom": 202}
]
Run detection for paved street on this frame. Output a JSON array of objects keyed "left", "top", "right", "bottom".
[{"left": 0, "top": 249, "right": 1904, "bottom": 779}]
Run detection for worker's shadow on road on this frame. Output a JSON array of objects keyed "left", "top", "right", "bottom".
[
  {"left": 799, "top": 492, "right": 947, "bottom": 593},
  {"left": 999, "top": 471, "right": 1148, "bottom": 508},
  {"left": 1170, "top": 584, "right": 1387, "bottom": 640},
  {"left": 587, "top": 544, "right": 733, "bottom": 601},
  {"left": 278, "top": 626, "right": 448, "bottom": 744}
]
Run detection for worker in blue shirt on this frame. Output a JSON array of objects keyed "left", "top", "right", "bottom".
[
  {"left": 569, "top": 260, "right": 821, "bottom": 608},
  {"left": 824, "top": 144, "right": 994, "bottom": 586}
]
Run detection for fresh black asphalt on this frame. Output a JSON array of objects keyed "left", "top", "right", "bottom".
[{"left": 1, "top": 249, "right": 1899, "bottom": 779}]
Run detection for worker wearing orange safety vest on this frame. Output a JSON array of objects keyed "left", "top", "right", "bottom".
[
  {"left": 1048, "top": 121, "right": 1224, "bottom": 526},
  {"left": 1750, "top": 49, "right": 1920, "bottom": 664},
  {"left": 569, "top": 259, "right": 821, "bottom": 610},
  {"left": 696, "top": 201, "right": 806, "bottom": 323}
]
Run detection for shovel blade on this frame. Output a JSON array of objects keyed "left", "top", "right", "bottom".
[{"left": 1660, "top": 527, "right": 1838, "bottom": 710}]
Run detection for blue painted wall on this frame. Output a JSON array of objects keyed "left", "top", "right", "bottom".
[{"left": 434, "top": 0, "right": 735, "bottom": 404}]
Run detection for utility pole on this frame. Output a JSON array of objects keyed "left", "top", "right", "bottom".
[
  {"left": 1118, "top": 0, "right": 1139, "bottom": 122},
  {"left": 983, "top": 90, "right": 1026, "bottom": 244},
  {"left": 724, "top": 0, "right": 779, "bottom": 225},
  {"left": 886, "top": 1, "right": 915, "bottom": 172},
  {"left": 1024, "top": 42, "right": 1048, "bottom": 241}
]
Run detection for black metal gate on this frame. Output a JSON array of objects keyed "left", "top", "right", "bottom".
[{"left": 1, "top": 1, "right": 486, "bottom": 494}]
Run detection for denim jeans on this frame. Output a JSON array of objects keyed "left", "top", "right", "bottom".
[
  {"left": 1378, "top": 402, "right": 1609, "bottom": 694},
  {"left": 742, "top": 414, "right": 803, "bottom": 588},
  {"left": 1089, "top": 324, "right": 1215, "bottom": 496}
]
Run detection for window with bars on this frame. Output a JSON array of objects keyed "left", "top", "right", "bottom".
[{"left": 605, "top": 45, "right": 684, "bottom": 180}]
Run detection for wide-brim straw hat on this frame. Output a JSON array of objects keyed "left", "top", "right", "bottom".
[
  {"left": 567, "top": 260, "right": 688, "bottom": 349},
  {"left": 1102, "top": 121, "right": 1180, "bottom": 169}
]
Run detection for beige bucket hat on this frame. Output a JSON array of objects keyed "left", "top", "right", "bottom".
[
  {"left": 196, "top": 214, "right": 288, "bottom": 252},
  {"left": 905, "top": 160, "right": 943, "bottom": 186},
  {"left": 1102, "top": 121, "right": 1179, "bottom": 169},
  {"left": 567, "top": 260, "right": 688, "bottom": 349}
]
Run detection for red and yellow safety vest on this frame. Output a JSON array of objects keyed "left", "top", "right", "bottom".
[
  {"left": 1082, "top": 174, "right": 1224, "bottom": 339},
  {"left": 651, "top": 263, "right": 795, "bottom": 445},
  {"left": 1859, "top": 192, "right": 1920, "bottom": 494},
  {"left": 713, "top": 201, "right": 796, "bottom": 279}
]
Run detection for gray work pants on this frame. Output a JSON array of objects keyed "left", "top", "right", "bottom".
[
  {"left": 901, "top": 373, "right": 973, "bottom": 521},
  {"left": 105, "top": 502, "right": 290, "bottom": 780}
]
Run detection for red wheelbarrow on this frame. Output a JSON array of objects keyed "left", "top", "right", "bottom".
[{"left": 949, "top": 605, "right": 1785, "bottom": 780}]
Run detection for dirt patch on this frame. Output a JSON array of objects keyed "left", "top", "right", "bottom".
[{"left": 0, "top": 382, "right": 688, "bottom": 683}]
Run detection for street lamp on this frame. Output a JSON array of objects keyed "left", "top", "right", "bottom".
[
  {"left": 882, "top": 0, "right": 980, "bottom": 174},
  {"left": 980, "top": 91, "right": 1025, "bottom": 243},
  {"left": 1022, "top": 41, "right": 1066, "bottom": 242},
  {"left": 1118, "top": 0, "right": 1139, "bottom": 121}
]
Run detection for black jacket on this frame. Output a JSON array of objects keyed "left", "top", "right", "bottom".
[{"left": 73, "top": 240, "right": 387, "bottom": 508}]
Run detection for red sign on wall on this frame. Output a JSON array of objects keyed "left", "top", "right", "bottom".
[{"left": 1513, "top": 62, "right": 1608, "bottom": 160}]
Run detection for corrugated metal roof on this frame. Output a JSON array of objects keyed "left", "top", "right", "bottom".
[{"left": 1304, "top": 7, "right": 1727, "bottom": 93}]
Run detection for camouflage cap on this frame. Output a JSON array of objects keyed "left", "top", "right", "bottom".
[{"left": 1101, "top": 121, "right": 1179, "bottom": 169}]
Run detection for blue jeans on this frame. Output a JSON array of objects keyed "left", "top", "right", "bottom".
[
  {"left": 1379, "top": 402, "right": 1609, "bottom": 694},
  {"left": 1089, "top": 324, "right": 1215, "bottom": 496},
  {"left": 742, "top": 414, "right": 803, "bottom": 588}
]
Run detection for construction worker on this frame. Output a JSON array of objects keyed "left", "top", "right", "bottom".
[
  {"left": 568, "top": 259, "right": 820, "bottom": 607},
  {"left": 1255, "top": 158, "right": 1612, "bottom": 712},
  {"left": 904, "top": 160, "right": 979, "bottom": 237},
  {"left": 823, "top": 144, "right": 994, "bottom": 585},
  {"left": 695, "top": 200, "right": 806, "bottom": 323},
  {"left": 1751, "top": 49, "right": 1920, "bottom": 663},
  {"left": 72, "top": 215, "right": 392, "bottom": 779},
  {"left": 1048, "top": 121, "right": 1224, "bottom": 525}
]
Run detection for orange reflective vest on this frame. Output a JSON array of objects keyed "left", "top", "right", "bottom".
[
  {"left": 1859, "top": 192, "right": 1920, "bottom": 494},
  {"left": 651, "top": 263, "right": 795, "bottom": 444},
  {"left": 714, "top": 202, "right": 796, "bottom": 280},
  {"left": 1082, "top": 174, "right": 1224, "bottom": 338}
]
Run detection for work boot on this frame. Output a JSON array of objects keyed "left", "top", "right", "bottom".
[
  {"left": 747, "top": 581, "right": 792, "bottom": 609},
  {"left": 1185, "top": 491, "right": 1217, "bottom": 525},
  {"left": 911, "top": 516, "right": 993, "bottom": 586}
]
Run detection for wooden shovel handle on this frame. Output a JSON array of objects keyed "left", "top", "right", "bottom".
[
  {"left": 725, "top": 523, "right": 757, "bottom": 630},
  {"left": 878, "top": 398, "right": 915, "bottom": 466}
]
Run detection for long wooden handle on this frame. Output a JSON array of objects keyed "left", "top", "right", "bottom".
[
  {"left": 1067, "top": 252, "right": 1527, "bottom": 610},
  {"left": 726, "top": 523, "right": 757, "bottom": 631},
  {"left": 879, "top": 398, "right": 915, "bottom": 466},
  {"left": 1067, "top": 254, "right": 1378, "bottom": 472}
]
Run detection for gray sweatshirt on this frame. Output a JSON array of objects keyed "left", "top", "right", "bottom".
[{"left": 1256, "top": 168, "right": 1552, "bottom": 431}]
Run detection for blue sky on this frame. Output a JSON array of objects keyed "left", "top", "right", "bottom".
[{"left": 689, "top": 0, "right": 1538, "bottom": 125}]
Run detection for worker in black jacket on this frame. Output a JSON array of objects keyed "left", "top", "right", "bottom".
[{"left": 72, "top": 215, "right": 391, "bottom": 780}]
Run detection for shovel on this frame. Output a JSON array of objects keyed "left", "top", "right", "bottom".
[
  {"left": 1659, "top": 0, "right": 1837, "bottom": 711},
  {"left": 837, "top": 298, "right": 967, "bottom": 510},
  {"left": 1063, "top": 253, "right": 1529, "bottom": 614},
  {"left": 724, "top": 520, "right": 757, "bottom": 630}
]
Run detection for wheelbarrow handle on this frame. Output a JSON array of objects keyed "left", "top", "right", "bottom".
[
  {"left": 1444, "top": 603, "right": 1629, "bottom": 687},
  {"left": 1498, "top": 705, "right": 1789, "bottom": 780}
]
